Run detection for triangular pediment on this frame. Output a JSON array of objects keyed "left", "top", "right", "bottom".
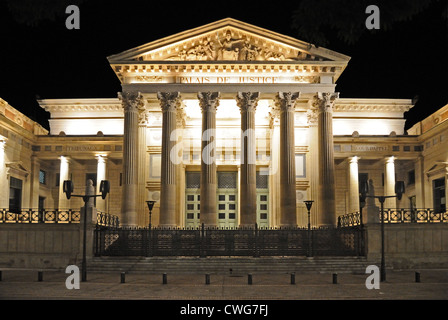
[{"left": 108, "top": 18, "right": 350, "bottom": 63}]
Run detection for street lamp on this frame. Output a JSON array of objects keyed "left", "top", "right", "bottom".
[
  {"left": 63, "top": 179, "right": 110, "bottom": 282},
  {"left": 360, "top": 180, "right": 405, "bottom": 282},
  {"left": 303, "top": 200, "right": 314, "bottom": 257},
  {"left": 146, "top": 200, "right": 156, "bottom": 228}
]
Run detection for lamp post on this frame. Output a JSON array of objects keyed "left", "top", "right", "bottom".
[
  {"left": 303, "top": 200, "right": 314, "bottom": 257},
  {"left": 146, "top": 200, "right": 156, "bottom": 229},
  {"left": 63, "top": 179, "right": 110, "bottom": 282},
  {"left": 360, "top": 180, "right": 405, "bottom": 282}
]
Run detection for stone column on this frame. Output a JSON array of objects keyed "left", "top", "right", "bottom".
[
  {"left": 198, "top": 92, "right": 220, "bottom": 227},
  {"left": 236, "top": 92, "right": 259, "bottom": 226},
  {"left": 414, "top": 156, "right": 425, "bottom": 208},
  {"left": 137, "top": 105, "right": 148, "bottom": 226},
  {"left": 275, "top": 92, "right": 300, "bottom": 227},
  {"left": 314, "top": 92, "right": 339, "bottom": 226},
  {"left": 384, "top": 156, "right": 396, "bottom": 208},
  {"left": 268, "top": 108, "right": 280, "bottom": 226},
  {"left": 0, "top": 138, "right": 8, "bottom": 209},
  {"left": 157, "top": 92, "right": 181, "bottom": 227},
  {"left": 58, "top": 156, "right": 71, "bottom": 210},
  {"left": 29, "top": 155, "right": 40, "bottom": 209},
  {"left": 306, "top": 107, "right": 319, "bottom": 226},
  {"left": 348, "top": 156, "right": 360, "bottom": 214},
  {"left": 96, "top": 155, "right": 107, "bottom": 213},
  {"left": 119, "top": 91, "right": 143, "bottom": 226}
]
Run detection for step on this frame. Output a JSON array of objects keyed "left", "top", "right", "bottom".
[{"left": 88, "top": 256, "right": 371, "bottom": 274}]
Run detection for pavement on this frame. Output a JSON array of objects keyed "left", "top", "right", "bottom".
[{"left": 0, "top": 268, "right": 447, "bottom": 301}]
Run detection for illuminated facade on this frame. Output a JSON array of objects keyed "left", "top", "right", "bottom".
[{"left": 1, "top": 18, "right": 447, "bottom": 228}]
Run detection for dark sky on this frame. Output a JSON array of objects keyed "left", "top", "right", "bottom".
[{"left": 0, "top": 0, "right": 447, "bottom": 131}]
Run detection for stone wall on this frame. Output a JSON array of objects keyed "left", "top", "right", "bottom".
[
  {"left": 0, "top": 223, "right": 82, "bottom": 269},
  {"left": 365, "top": 223, "right": 448, "bottom": 269}
]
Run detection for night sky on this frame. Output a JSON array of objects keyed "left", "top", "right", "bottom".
[{"left": 0, "top": 0, "right": 447, "bottom": 131}]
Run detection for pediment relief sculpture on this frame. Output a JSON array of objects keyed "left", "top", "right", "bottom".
[{"left": 137, "top": 29, "right": 324, "bottom": 62}]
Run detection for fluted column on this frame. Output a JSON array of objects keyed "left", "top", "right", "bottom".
[
  {"left": 198, "top": 92, "right": 220, "bottom": 227},
  {"left": 0, "top": 138, "right": 8, "bottom": 209},
  {"left": 157, "top": 92, "right": 181, "bottom": 227},
  {"left": 236, "top": 92, "right": 259, "bottom": 226},
  {"left": 119, "top": 91, "right": 143, "bottom": 226},
  {"left": 96, "top": 155, "right": 107, "bottom": 213},
  {"left": 348, "top": 156, "right": 360, "bottom": 214},
  {"left": 384, "top": 156, "right": 396, "bottom": 208},
  {"left": 58, "top": 156, "right": 71, "bottom": 210},
  {"left": 314, "top": 92, "right": 339, "bottom": 226},
  {"left": 275, "top": 92, "right": 300, "bottom": 227},
  {"left": 137, "top": 105, "right": 148, "bottom": 226}
]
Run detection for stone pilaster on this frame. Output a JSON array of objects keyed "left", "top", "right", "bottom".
[
  {"left": 348, "top": 156, "right": 360, "bottom": 214},
  {"left": 314, "top": 92, "right": 339, "bottom": 226},
  {"left": 198, "top": 92, "right": 220, "bottom": 227},
  {"left": 0, "top": 138, "right": 8, "bottom": 209},
  {"left": 384, "top": 156, "right": 396, "bottom": 208},
  {"left": 96, "top": 155, "right": 107, "bottom": 213},
  {"left": 236, "top": 92, "right": 259, "bottom": 226},
  {"left": 275, "top": 92, "right": 300, "bottom": 227},
  {"left": 58, "top": 156, "right": 71, "bottom": 210},
  {"left": 157, "top": 92, "right": 181, "bottom": 227},
  {"left": 119, "top": 91, "right": 143, "bottom": 226}
]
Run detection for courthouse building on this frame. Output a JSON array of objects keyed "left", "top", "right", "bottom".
[{"left": 1, "top": 18, "right": 447, "bottom": 229}]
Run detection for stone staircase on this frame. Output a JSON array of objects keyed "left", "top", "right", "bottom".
[{"left": 88, "top": 256, "right": 371, "bottom": 275}]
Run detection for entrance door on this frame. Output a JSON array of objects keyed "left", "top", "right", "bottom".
[
  {"left": 256, "top": 171, "right": 269, "bottom": 228},
  {"left": 217, "top": 172, "right": 238, "bottom": 228},
  {"left": 9, "top": 177, "right": 22, "bottom": 214},
  {"left": 433, "top": 178, "right": 446, "bottom": 213},
  {"left": 185, "top": 172, "right": 201, "bottom": 228}
]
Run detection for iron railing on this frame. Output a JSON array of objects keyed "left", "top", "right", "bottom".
[
  {"left": 0, "top": 208, "right": 119, "bottom": 227},
  {"left": 0, "top": 208, "right": 81, "bottom": 223},
  {"left": 94, "top": 225, "right": 365, "bottom": 257},
  {"left": 338, "top": 208, "right": 448, "bottom": 227}
]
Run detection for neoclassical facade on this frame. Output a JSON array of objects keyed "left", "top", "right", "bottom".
[{"left": 1, "top": 18, "right": 447, "bottom": 228}]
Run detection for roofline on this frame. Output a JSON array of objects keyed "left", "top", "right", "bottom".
[{"left": 107, "top": 17, "right": 351, "bottom": 63}]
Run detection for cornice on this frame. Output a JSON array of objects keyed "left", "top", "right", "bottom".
[{"left": 334, "top": 98, "right": 413, "bottom": 112}]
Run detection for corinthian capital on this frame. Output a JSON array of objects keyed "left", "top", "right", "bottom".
[
  {"left": 198, "top": 92, "right": 220, "bottom": 112},
  {"left": 236, "top": 92, "right": 260, "bottom": 113},
  {"left": 274, "top": 92, "right": 300, "bottom": 111},
  {"left": 313, "top": 92, "right": 339, "bottom": 113},
  {"left": 119, "top": 91, "right": 144, "bottom": 111},
  {"left": 157, "top": 92, "right": 181, "bottom": 112}
]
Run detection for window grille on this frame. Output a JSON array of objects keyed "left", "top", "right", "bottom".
[
  {"left": 256, "top": 171, "right": 268, "bottom": 189},
  {"left": 218, "top": 172, "right": 237, "bottom": 189},
  {"left": 186, "top": 172, "right": 200, "bottom": 188}
]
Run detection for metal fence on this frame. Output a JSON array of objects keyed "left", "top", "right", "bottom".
[
  {"left": 338, "top": 208, "right": 448, "bottom": 227},
  {"left": 0, "top": 208, "right": 119, "bottom": 227},
  {"left": 94, "top": 225, "right": 365, "bottom": 257}
]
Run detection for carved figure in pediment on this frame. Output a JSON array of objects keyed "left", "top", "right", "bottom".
[
  {"left": 216, "top": 30, "right": 243, "bottom": 60},
  {"left": 241, "top": 37, "right": 258, "bottom": 60}
]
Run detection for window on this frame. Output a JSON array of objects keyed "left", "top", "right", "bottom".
[
  {"left": 407, "top": 170, "right": 415, "bottom": 185},
  {"left": 9, "top": 177, "right": 22, "bottom": 214},
  {"left": 39, "top": 170, "right": 46, "bottom": 184},
  {"left": 433, "top": 178, "right": 446, "bottom": 213}
]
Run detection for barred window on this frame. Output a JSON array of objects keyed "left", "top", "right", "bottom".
[
  {"left": 186, "top": 172, "right": 200, "bottom": 189},
  {"left": 256, "top": 171, "right": 268, "bottom": 189},
  {"left": 39, "top": 170, "right": 46, "bottom": 184},
  {"left": 218, "top": 172, "right": 237, "bottom": 189}
]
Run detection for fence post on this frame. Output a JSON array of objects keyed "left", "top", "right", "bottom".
[
  {"left": 200, "top": 223, "right": 206, "bottom": 258},
  {"left": 254, "top": 223, "right": 259, "bottom": 258}
]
